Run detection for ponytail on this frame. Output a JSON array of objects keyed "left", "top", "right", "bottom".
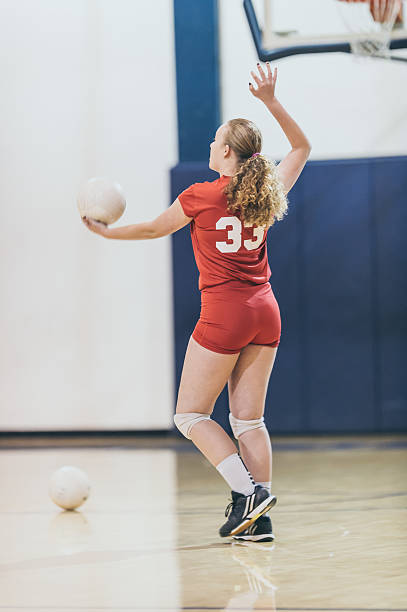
[{"left": 223, "top": 118, "right": 288, "bottom": 227}]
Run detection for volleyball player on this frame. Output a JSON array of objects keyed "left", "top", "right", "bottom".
[{"left": 83, "top": 62, "right": 311, "bottom": 540}]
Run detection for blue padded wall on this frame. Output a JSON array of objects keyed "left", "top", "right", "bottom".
[
  {"left": 301, "top": 161, "right": 375, "bottom": 431},
  {"left": 371, "top": 158, "right": 407, "bottom": 429},
  {"left": 170, "top": 157, "right": 407, "bottom": 433}
]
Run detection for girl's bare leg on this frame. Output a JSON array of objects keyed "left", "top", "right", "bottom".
[
  {"left": 175, "top": 337, "right": 240, "bottom": 466},
  {"left": 228, "top": 344, "right": 278, "bottom": 483}
]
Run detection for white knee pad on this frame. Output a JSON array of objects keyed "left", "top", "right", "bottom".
[
  {"left": 174, "top": 412, "right": 211, "bottom": 440},
  {"left": 229, "top": 413, "right": 266, "bottom": 439}
]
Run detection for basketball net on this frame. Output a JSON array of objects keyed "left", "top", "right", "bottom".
[{"left": 336, "top": 0, "right": 403, "bottom": 57}]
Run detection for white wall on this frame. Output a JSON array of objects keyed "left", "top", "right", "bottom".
[
  {"left": 3, "top": 1, "right": 405, "bottom": 432},
  {"left": 0, "top": 1, "right": 177, "bottom": 430},
  {"left": 220, "top": 0, "right": 407, "bottom": 159}
]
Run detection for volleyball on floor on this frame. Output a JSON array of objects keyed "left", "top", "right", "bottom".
[
  {"left": 77, "top": 177, "right": 126, "bottom": 224},
  {"left": 49, "top": 466, "right": 91, "bottom": 510}
]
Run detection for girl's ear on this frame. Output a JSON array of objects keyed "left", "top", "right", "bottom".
[{"left": 224, "top": 144, "right": 230, "bottom": 157}]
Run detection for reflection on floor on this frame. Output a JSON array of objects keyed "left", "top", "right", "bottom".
[{"left": 0, "top": 434, "right": 406, "bottom": 611}]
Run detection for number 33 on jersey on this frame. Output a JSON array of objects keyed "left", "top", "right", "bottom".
[
  {"left": 215, "top": 216, "right": 266, "bottom": 253},
  {"left": 178, "top": 174, "right": 272, "bottom": 290}
]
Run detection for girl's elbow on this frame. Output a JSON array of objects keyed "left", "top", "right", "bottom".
[
  {"left": 147, "top": 221, "right": 161, "bottom": 239},
  {"left": 292, "top": 142, "right": 311, "bottom": 157},
  {"left": 299, "top": 143, "right": 311, "bottom": 164},
  {"left": 149, "top": 225, "right": 168, "bottom": 239},
  {"left": 303, "top": 141, "right": 312, "bottom": 156}
]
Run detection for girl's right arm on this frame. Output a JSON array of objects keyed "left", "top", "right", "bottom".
[
  {"left": 83, "top": 199, "right": 192, "bottom": 240},
  {"left": 249, "top": 63, "right": 311, "bottom": 194}
]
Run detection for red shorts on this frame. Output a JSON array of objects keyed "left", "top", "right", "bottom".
[{"left": 192, "top": 281, "right": 281, "bottom": 355}]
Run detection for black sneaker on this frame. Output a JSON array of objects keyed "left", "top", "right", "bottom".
[
  {"left": 219, "top": 485, "right": 277, "bottom": 538},
  {"left": 232, "top": 514, "right": 274, "bottom": 542}
]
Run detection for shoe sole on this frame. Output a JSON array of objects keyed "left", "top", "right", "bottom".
[
  {"left": 228, "top": 495, "right": 277, "bottom": 537},
  {"left": 233, "top": 533, "right": 275, "bottom": 542}
]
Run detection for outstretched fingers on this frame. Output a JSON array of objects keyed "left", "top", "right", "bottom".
[
  {"left": 249, "top": 62, "right": 277, "bottom": 101},
  {"left": 256, "top": 62, "right": 266, "bottom": 80},
  {"left": 250, "top": 70, "right": 262, "bottom": 87}
]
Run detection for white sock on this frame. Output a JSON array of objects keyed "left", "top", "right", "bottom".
[{"left": 216, "top": 453, "right": 255, "bottom": 496}]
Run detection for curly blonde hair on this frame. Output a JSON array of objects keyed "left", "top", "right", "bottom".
[{"left": 223, "top": 118, "right": 288, "bottom": 227}]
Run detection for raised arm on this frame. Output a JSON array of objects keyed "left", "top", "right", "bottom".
[
  {"left": 249, "top": 63, "right": 311, "bottom": 194},
  {"left": 82, "top": 198, "right": 192, "bottom": 239}
]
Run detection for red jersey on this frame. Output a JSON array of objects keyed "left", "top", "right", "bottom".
[{"left": 178, "top": 174, "right": 271, "bottom": 291}]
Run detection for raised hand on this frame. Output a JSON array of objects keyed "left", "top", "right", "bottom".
[{"left": 249, "top": 62, "right": 277, "bottom": 104}]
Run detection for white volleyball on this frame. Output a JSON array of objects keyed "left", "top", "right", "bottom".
[
  {"left": 77, "top": 177, "right": 126, "bottom": 224},
  {"left": 49, "top": 466, "right": 91, "bottom": 511}
]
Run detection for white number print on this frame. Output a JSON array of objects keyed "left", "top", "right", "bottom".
[
  {"left": 215, "top": 216, "right": 242, "bottom": 253},
  {"left": 215, "top": 216, "right": 266, "bottom": 254},
  {"left": 243, "top": 221, "right": 265, "bottom": 251}
]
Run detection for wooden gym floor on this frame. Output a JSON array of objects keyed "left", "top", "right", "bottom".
[{"left": 0, "top": 433, "right": 406, "bottom": 612}]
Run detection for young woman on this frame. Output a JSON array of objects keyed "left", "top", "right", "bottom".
[{"left": 83, "top": 63, "right": 311, "bottom": 542}]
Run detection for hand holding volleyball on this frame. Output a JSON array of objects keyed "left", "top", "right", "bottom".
[
  {"left": 78, "top": 177, "right": 126, "bottom": 238},
  {"left": 81, "top": 216, "right": 110, "bottom": 237},
  {"left": 249, "top": 62, "right": 277, "bottom": 103}
]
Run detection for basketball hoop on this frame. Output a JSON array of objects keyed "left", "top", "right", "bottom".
[
  {"left": 244, "top": 0, "right": 407, "bottom": 62},
  {"left": 336, "top": 0, "right": 404, "bottom": 57}
]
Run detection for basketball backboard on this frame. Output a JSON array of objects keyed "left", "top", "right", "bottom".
[{"left": 244, "top": 0, "right": 407, "bottom": 60}]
